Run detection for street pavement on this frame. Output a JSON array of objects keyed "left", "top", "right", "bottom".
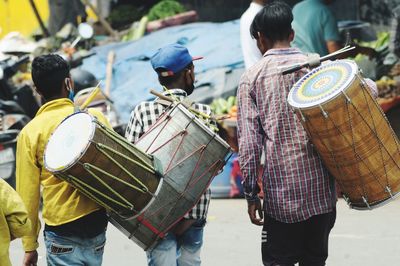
[{"left": 9, "top": 197, "right": 400, "bottom": 265}]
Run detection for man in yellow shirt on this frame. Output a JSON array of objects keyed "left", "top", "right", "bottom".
[
  {"left": 17, "top": 54, "right": 111, "bottom": 266},
  {"left": 0, "top": 178, "right": 31, "bottom": 266}
]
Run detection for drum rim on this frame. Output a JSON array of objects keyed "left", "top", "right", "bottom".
[
  {"left": 347, "top": 190, "right": 400, "bottom": 210},
  {"left": 288, "top": 60, "right": 358, "bottom": 109},
  {"left": 174, "top": 103, "right": 231, "bottom": 150},
  {"left": 44, "top": 112, "right": 96, "bottom": 173}
]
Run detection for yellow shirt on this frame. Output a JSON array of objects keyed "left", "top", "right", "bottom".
[
  {"left": 16, "top": 98, "right": 111, "bottom": 251},
  {"left": 0, "top": 179, "right": 31, "bottom": 266}
]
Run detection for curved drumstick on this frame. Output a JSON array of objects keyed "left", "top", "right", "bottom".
[{"left": 79, "top": 81, "right": 102, "bottom": 110}]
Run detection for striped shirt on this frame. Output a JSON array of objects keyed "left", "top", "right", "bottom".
[
  {"left": 125, "top": 89, "right": 213, "bottom": 220},
  {"left": 237, "top": 48, "right": 335, "bottom": 223}
]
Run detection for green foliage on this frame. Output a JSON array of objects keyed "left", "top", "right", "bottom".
[
  {"left": 107, "top": 4, "right": 143, "bottom": 29},
  {"left": 147, "top": 0, "right": 186, "bottom": 21},
  {"left": 210, "top": 96, "right": 237, "bottom": 115}
]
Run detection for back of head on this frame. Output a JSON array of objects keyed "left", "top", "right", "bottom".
[
  {"left": 31, "top": 54, "right": 70, "bottom": 100},
  {"left": 250, "top": 0, "right": 293, "bottom": 42}
]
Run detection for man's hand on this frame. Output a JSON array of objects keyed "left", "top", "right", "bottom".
[
  {"left": 247, "top": 198, "right": 264, "bottom": 226},
  {"left": 23, "top": 250, "right": 38, "bottom": 266}
]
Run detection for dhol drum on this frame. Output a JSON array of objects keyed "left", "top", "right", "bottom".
[
  {"left": 109, "top": 103, "right": 231, "bottom": 250},
  {"left": 287, "top": 60, "right": 400, "bottom": 210},
  {"left": 44, "top": 112, "right": 163, "bottom": 217}
]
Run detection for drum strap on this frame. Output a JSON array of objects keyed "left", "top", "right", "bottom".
[
  {"left": 155, "top": 99, "right": 172, "bottom": 107},
  {"left": 155, "top": 98, "right": 194, "bottom": 108}
]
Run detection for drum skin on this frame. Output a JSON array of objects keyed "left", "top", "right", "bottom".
[
  {"left": 46, "top": 113, "right": 161, "bottom": 217},
  {"left": 288, "top": 60, "right": 400, "bottom": 209}
]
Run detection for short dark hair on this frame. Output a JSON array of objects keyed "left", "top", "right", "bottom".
[
  {"left": 31, "top": 54, "right": 70, "bottom": 100},
  {"left": 157, "top": 62, "right": 193, "bottom": 87},
  {"left": 250, "top": 1, "right": 293, "bottom": 42}
]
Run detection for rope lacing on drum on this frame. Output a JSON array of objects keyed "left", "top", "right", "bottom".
[
  {"left": 57, "top": 172, "right": 134, "bottom": 214},
  {"left": 135, "top": 121, "right": 224, "bottom": 232},
  {"left": 342, "top": 89, "right": 372, "bottom": 208},
  {"left": 299, "top": 110, "right": 351, "bottom": 205},
  {"left": 356, "top": 76, "right": 400, "bottom": 196},
  {"left": 358, "top": 78, "right": 392, "bottom": 197}
]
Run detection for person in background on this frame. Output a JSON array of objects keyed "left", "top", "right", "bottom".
[
  {"left": 292, "top": 0, "right": 341, "bottom": 56},
  {"left": 237, "top": 2, "right": 337, "bottom": 265},
  {"left": 17, "top": 54, "right": 111, "bottom": 266},
  {"left": 125, "top": 43, "right": 214, "bottom": 266},
  {"left": 48, "top": 0, "right": 88, "bottom": 36},
  {"left": 240, "top": 0, "right": 268, "bottom": 69},
  {"left": 0, "top": 178, "right": 31, "bottom": 266},
  {"left": 390, "top": 5, "right": 400, "bottom": 57},
  {"left": 292, "top": 0, "right": 376, "bottom": 58}
]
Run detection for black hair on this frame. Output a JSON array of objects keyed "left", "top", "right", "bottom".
[
  {"left": 31, "top": 54, "right": 70, "bottom": 100},
  {"left": 250, "top": 1, "right": 293, "bottom": 42},
  {"left": 157, "top": 62, "right": 193, "bottom": 87}
]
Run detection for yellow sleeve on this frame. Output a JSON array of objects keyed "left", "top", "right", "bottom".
[
  {"left": 88, "top": 108, "right": 113, "bottom": 129},
  {"left": 0, "top": 179, "right": 32, "bottom": 239},
  {"left": 16, "top": 131, "right": 41, "bottom": 251}
]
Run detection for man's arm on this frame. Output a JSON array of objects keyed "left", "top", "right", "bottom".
[
  {"left": 125, "top": 105, "right": 145, "bottom": 143},
  {"left": 324, "top": 9, "right": 376, "bottom": 58},
  {"left": 2, "top": 179, "right": 37, "bottom": 266},
  {"left": 237, "top": 76, "right": 264, "bottom": 226},
  {"left": 1, "top": 179, "right": 31, "bottom": 239},
  {"left": 16, "top": 132, "right": 41, "bottom": 253}
]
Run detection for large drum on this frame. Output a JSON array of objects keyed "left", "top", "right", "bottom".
[
  {"left": 287, "top": 60, "right": 400, "bottom": 210},
  {"left": 44, "top": 112, "right": 163, "bottom": 217},
  {"left": 109, "top": 103, "right": 231, "bottom": 250}
]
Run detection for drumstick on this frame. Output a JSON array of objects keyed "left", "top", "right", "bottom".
[
  {"left": 281, "top": 46, "right": 356, "bottom": 75},
  {"left": 150, "top": 89, "right": 231, "bottom": 121},
  {"left": 80, "top": 81, "right": 102, "bottom": 110},
  {"left": 105, "top": 51, "right": 115, "bottom": 97}
]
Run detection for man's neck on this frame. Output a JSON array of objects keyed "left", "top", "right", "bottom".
[
  {"left": 252, "top": 0, "right": 266, "bottom": 6},
  {"left": 271, "top": 40, "right": 291, "bottom": 49}
]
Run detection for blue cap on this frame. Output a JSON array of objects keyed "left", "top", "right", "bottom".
[{"left": 150, "top": 43, "right": 203, "bottom": 77}]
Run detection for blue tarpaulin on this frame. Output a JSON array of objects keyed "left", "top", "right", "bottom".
[{"left": 80, "top": 20, "right": 244, "bottom": 122}]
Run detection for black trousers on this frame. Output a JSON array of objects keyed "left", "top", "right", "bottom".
[{"left": 262, "top": 210, "right": 336, "bottom": 266}]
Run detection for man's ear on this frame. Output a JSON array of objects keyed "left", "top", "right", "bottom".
[
  {"left": 65, "top": 77, "right": 73, "bottom": 91},
  {"left": 289, "top": 29, "right": 295, "bottom": 43},
  {"left": 257, "top": 32, "right": 268, "bottom": 54}
]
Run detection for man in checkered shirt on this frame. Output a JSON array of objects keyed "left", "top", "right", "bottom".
[{"left": 125, "top": 43, "right": 213, "bottom": 266}]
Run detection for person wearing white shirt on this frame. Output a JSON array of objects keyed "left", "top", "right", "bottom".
[{"left": 240, "top": 0, "right": 268, "bottom": 69}]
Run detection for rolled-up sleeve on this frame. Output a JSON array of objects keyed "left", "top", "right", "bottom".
[{"left": 2, "top": 180, "right": 31, "bottom": 239}]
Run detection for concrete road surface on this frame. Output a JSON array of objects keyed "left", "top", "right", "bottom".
[{"left": 9, "top": 198, "right": 400, "bottom": 265}]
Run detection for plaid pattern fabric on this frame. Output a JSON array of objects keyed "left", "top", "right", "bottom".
[
  {"left": 237, "top": 48, "right": 336, "bottom": 223},
  {"left": 125, "top": 89, "right": 213, "bottom": 220}
]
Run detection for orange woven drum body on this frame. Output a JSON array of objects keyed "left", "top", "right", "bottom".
[{"left": 287, "top": 60, "right": 400, "bottom": 210}]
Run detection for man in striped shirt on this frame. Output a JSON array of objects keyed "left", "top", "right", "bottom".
[
  {"left": 125, "top": 43, "right": 212, "bottom": 266},
  {"left": 237, "top": 2, "right": 336, "bottom": 265}
]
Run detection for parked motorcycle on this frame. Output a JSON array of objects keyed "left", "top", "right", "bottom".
[{"left": 0, "top": 55, "right": 35, "bottom": 187}]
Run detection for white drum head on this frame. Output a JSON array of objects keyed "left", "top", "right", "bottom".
[
  {"left": 44, "top": 112, "right": 95, "bottom": 172},
  {"left": 288, "top": 60, "right": 358, "bottom": 109}
]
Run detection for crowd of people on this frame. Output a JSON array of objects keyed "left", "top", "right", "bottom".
[{"left": 0, "top": 0, "right": 390, "bottom": 266}]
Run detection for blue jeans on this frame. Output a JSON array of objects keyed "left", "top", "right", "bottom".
[
  {"left": 147, "top": 219, "right": 205, "bottom": 266},
  {"left": 44, "top": 230, "right": 106, "bottom": 266}
]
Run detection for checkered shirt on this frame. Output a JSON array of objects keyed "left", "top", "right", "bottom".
[
  {"left": 125, "top": 89, "right": 213, "bottom": 220},
  {"left": 237, "top": 48, "right": 336, "bottom": 223}
]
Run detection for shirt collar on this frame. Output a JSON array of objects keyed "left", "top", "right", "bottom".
[
  {"left": 161, "top": 88, "right": 187, "bottom": 98},
  {"left": 36, "top": 98, "right": 73, "bottom": 116},
  {"left": 263, "top": 47, "right": 303, "bottom": 57}
]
